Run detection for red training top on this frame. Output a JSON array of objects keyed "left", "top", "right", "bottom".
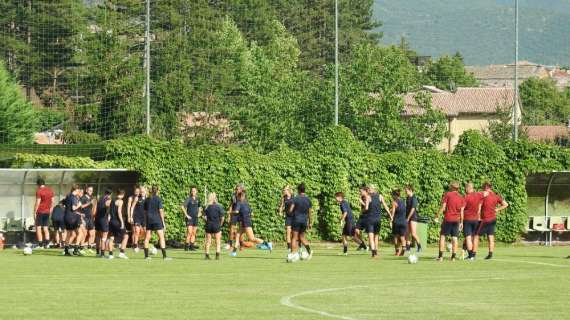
[
  {"left": 481, "top": 191, "right": 503, "bottom": 222},
  {"left": 463, "top": 192, "right": 483, "bottom": 221},
  {"left": 442, "top": 191, "right": 465, "bottom": 222},
  {"left": 36, "top": 186, "right": 54, "bottom": 215}
]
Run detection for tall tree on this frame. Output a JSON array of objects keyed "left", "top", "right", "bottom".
[
  {"left": 424, "top": 53, "right": 478, "bottom": 91},
  {"left": 520, "top": 77, "right": 570, "bottom": 125}
]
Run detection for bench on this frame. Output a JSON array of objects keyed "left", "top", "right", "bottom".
[{"left": 528, "top": 216, "right": 551, "bottom": 245}]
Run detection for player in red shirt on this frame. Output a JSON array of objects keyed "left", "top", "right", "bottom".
[
  {"left": 463, "top": 183, "right": 483, "bottom": 260},
  {"left": 473, "top": 182, "right": 508, "bottom": 260},
  {"left": 435, "top": 181, "right": 465, "bottom": 262},
  {"left": 34, "top": 178, "right": 54, "bottom": 249}
]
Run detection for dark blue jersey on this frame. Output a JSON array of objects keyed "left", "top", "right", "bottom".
[
  {"left": 283, "top": 196, "right": 294, "bottom": 216},
  {"left": 51, "top": 205, "right": 65, "bottom": 221},
  {"left": 339, "top": 200, "right": 354, "bottom": 222},
  {"left": 292, "top": 195, "right": 312, "bottom": 221},
  {"left": 80, "top": 195, "right": 93, "bottom": 218},
  {"left": 110, "top": 199, "right": 122, "bottom": 222},
  {"left": 394, "top": 199, "right": 407, "bottom": 225},
  {"left": 236, "top": 200, "right": 252, "bottom": 221},
  {"left": 65, "top": 194, "right": 79, "bottom": 216},
  {"left": 204, "top": 204, "right": 225, "bottom": 225},
  {"left": 133, "top": 196, "right": 146, "bottom": 216},
  {"left": 406, "top": 195, "right": 419, "bottom": 220},
  {"left": 145, "top": 195, "right": 163, "bottom": 224},
  {"left": 183, "top": 197, "right": 201, "bottom": 217},
  {"left": 368, "top": 193, "right": 382, "bottom": 219},
  {"left": 96, "top": 196, "right": 110, "bottom": 220}
]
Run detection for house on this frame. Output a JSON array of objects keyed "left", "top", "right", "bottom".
[
  {"left": 550, "top": 69, "right": 570, "bottom": 90},
  {"left": 465, "top": 61, "right": 550, "bottom": 88},
  {"left": 523, "top": 125, "right": 570, "bottom": 144},
  {"left": 403, "top": 86, "right": 521, "bottom": 152}
]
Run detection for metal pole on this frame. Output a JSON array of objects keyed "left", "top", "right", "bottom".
[
  {"left": 145, "top": 0, "right": 151, "bottom": 135},
  {"left": 334, "top": 0, "right": 339, "bottom": 126},
  {"left": 513, "top": 0, "right": 519, "bottom": 141}
]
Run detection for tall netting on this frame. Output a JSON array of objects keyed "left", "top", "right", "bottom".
[{"left": 0, "top": 0, "right": 568, "bottom": 161}]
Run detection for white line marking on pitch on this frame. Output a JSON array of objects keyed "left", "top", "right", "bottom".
[
  {"left": 280, "top": 278, "right": 505, "bottom": 320},
  {"left": 493, "top": 258, "right": 569, "bottom": 268}
]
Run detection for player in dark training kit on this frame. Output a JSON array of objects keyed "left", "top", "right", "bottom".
[
  {"left": 51, "top": 200, "right": 66, "bottom": 248},
  {"left": 361, "top": 185, "right": 390, "bottom": 259},
  {"left": 335, "top": 192, "right": 362, "bottom": 255},
  {"left": 181, "top": 186, "right": 202, "bottom": 251},
  {"left": 108, "top": 189, "right": 129, "bottom": 259},
  {"left": 404, "top": 185, "right": 422, "bottom": 253},
  {"left": 278, "top": 186, "right": 294, "bottom": 252},
  {"left": 473, "top": 182, "right": 508, "bottom": 260},
  {"left": 95, "top": 189, "right": 112, "bottom": 258},
  {"left": 128, "top": 186, "right": 146, "bottom": 252},
  {"left": 80, "top": 186, "right": 96, "bottom": 251},
  {"left": 390, "top": 189, "right": 408, "bottom": 256},
  {"left": 63, "top": 185, "right": 82, "bottom": 256},
  {"left": 289, "top": 183, "right": 313, "bottom": 261},
  {"left": 463, "top": 183, "right": 483, "bottom": 260},
  {"left": 203, "top": 193, "right": 225, "bottom": 260},
  {"left": 231, "top": 191, "right": 272, "bottom": 256},
  {"left": 436, "top": 182, "right": 465, "bottom": 262},
  {"left": 227, "top": 184, "right": 244, "bottom": 250},
  {"left": 143, "top": 186, "right": 170, "bottom": 260}
]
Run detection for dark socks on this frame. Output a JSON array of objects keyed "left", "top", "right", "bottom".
[
  {"left": 109, "top": 250, "right": 113, "bottom": 256},
  {"left": 343, "top": 245, "right": 348, "bottom": 254},
  {"left": 372, "top": 249, "right": 378, "bottom": 257},
  {"left": 305, "top": 245, "right": 311, "bottom": 254},
  {"left": 144, "top": 248, "right": 149, "bottom": 258},
  {"left": 405, "top": 244, "right": 411, "bottom": 251},
  {"left": 451, "top": 252, "right": 457, "bottom": 260},
  {"left": 287, "top": 242, "right": 291, "bottom": 250},
  {"left": 120, "top": 248, "right": 125, "bottom": 254},
  {"left": 417, "top": 243, "right": 422, "bottom": 251},
  {"left": 485, "top": 252, "right": 493, "bottom": 259},
  {"left": 438, "top": 251, "right": 443, "bottom": 258},
  {"left": 161, "top": 248, "right": 167, "bottom": 258},
  {"left": 215, "top": 252, "right": 220, "bottom": 260}
]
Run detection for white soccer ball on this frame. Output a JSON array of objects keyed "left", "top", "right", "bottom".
[
  {"left": 287, "top": 252, "right": 300, "bottom": 263},
  {"left": 23, "top": 247, "right": 33, "bottom": 256},
  {"left": 408, "top": 254, "right": 418, "bottom": 264},
  {"left": 151, "top": 247, "right": 158, "bottom": 255},
  {"left": 300, "top": 251, "right": 310, "bottom": 261}
]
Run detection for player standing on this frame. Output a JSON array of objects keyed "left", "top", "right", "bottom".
[
  {"left": 364, "top": 185, "right": 390, "bottom": 259},
  {"left": 289, "top": 183, "right": 313, "bottom": 261},
  {"left": 128, "top": 186, "right": 146, "bottom": 252},
  {"left": 203, "top": 193, "right": 225, "bottom": 260},
  {"left": 404, "top": 185, "right": 422, "bottom": 253},
  {"left": 390, "top": 189, "right": 408, "bottom": 256},
  {"left": 63, "top": 185, "right": 81, "bottom": 256},
  {"left": 463, "top": 183, "right": 483, "bottom": 260},
  {"left": 278, "top": 186, "right": 294, "bottom": 252},
  {"left": 34, "top": 178, "right": 54, "bottom": 249},
  {"left": 181, "top": 186, "right": 202, "bottom": 251},
  {"left": 436, "top": 182, "right": 465, "bottom": 262},
  {"left": 51, "top": 200, "right": 66, "bottom": 248},
  {"left": 95, "top": 189, "right": 112, "bottom": 258},
  {"left": 335, "top": 192, "right": 361, "bottom": 255},
  {"left": 473, "top": 182, "right": 508, "bottom": 260},
  {"left": 143, "top": 186, "right": 170, "bottom": 260},
  {"left": 108, "top": 189, "right": 129, "bottom": 259},
  {"left": 80, "top": 186, "right": 96, "bottom": 251}
]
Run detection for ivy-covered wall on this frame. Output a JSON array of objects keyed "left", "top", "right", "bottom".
[{"left": 13, "top": 127, "right": 570, "bottom": 243}]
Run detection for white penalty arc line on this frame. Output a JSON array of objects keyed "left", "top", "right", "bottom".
[{"left": 280, "top": 277, "right": 505, "bottom": 320}]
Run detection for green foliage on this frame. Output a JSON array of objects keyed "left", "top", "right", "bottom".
[
  {"left": 14, "top": 127, "right": 570, "bottom": 244},
  {"left": 0, "top": 60, "right": 37, "bottom": 144},
  {"left": 12, "top": 153, "right": 103, "bottom": 169},
  {"left": 62, "top": 130, "right": 102, "bottom": 144},
  {"left": 520, "top": 77, "right": 570, "bottom": 126},
  {"left": 424, "top": 53, "right": 478, "bottom": 90}
]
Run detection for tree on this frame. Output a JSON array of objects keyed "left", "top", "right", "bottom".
[
  {"left": 424, "top": 53, "right": 478, "bottom": 90},
  {"left": 519, "top": 77, "right": 570, "bottom": 125},
  {"left": 0, "top": 60, "right": 38, "bottom": 144}
]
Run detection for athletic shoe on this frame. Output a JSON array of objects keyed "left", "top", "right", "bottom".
[
  {"left": 205, "top": 254, "right": 211, "bottom": 260},
  {"left": 99, "top": 255, "right": 106, "bottom": 259},
  {"left": 435, "top": 257, "right": 443, "bottom": 262},
  {"left": 134, "top": 247, "right": 140, "bottom": 253},
  {"left": 566, "top": 256, "right": 570, "bottom": 259},
  {"left": 230, "top": 251, "right": 237, "bottom": 257},
  {"left": 467, "top": 257, "right": 475, "bottom": 262},
  {"left": 118, "top": 252, "right": 128, "bottom": 259},
  {"left": 306, "top": 251, "right": 313, "bottom": 261},
  {"left": 107, "top": 255, "right": 115, "bottom": 260},
  {"left": 163, "top": 257, "right": 172, "bottom": 261},
  {"left": 78, "top": 250, "right": 86, "bottom": 256},
  {"left": 267, "top": 242, "right": 273, "bottom": 253},
  {"left": 145, "top": 257, "right": 152, "bottom": 261},
  {"left": 485, "top": 254, "right": 493, "bottom": 260}
]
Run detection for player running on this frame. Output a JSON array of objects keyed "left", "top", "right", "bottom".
[
  {"left": 436, "top": 181, "right": 465, "bottom": 262},
  {"left": 128, "top": 186, "right": 146, "bottom": 252},
  {"left": 181, "top": 186, "right": 202, "bottom": 251},
  {"left": 288, "top": 183, "right": 313, "bottom": 261},
  {"left": 404, "top": 185, "right": 422, "bottom": 253},
  {"left": 335, "top": 192, "right": 362, "bottom": 255},
  {"left": 203, "top": 193, "right": 225, "bottom": 260},
  {"left": 473, "top": 182, "right": 508, "bottom": 260},
  {"left": 278, "top": 186, "right": 294, "bottom": 252},
  {"left": 231, "top": 191, "right": 272, "bottom": 256},
  {"left": 51, "top": 200, "right": 66, "bottom": 248},
  {"left": 80, "top": 186, "right": 96, "bottom": 251},
  {"left": 95, "top": 189, "right": 112, "bottom": 258},
  {"left": 108, "top": 189, "right": 129, "bottom": 259},
  {"left": 463, "top": 182, "right": 483, "bottom": 260},
  {"left": 390, "top": 189, "right": 408, "bottom": 256},
  {"left": 143, "top": 186, "right": 170, "bottom": 260},
  {"left": 34, "top": 178, "right": 54, "bottom": 249}
]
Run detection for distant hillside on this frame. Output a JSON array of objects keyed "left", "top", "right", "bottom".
[{"left": 374, "top": 0, "right": 570, "bottom": 66}]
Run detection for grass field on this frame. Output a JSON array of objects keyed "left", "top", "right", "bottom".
[{"left": 1, "top": 244, "right": 569, "bottom": 320}]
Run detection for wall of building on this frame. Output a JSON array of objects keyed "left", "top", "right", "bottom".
[{"left": 438, "top": 115, "right": 496, "bottom": 152}]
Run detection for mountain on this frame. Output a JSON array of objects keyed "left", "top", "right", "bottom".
[{"left": 373, "top": 0, "right": 570, "bottom": 66}]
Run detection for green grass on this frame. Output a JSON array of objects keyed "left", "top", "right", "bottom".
[{"left": 1, "top": 244, "right": 569, "bottom": 320}]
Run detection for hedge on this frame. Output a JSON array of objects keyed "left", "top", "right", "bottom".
[{"left": 12, "top": 127, "right": 570, "bottom": 243}]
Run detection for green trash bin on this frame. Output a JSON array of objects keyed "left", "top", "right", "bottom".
[{"left": 416, "top": 216, "right": 430, "bottom": 248}]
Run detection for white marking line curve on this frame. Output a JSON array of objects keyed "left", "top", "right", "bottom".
[
  {"left": 493, "top": 258, "right": 570, "bottom": 268},
  {"left": 280, "top": 277, "right": 504, "bottom": 320}
]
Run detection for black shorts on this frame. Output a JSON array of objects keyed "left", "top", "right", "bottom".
[
  {"left": 241, "top": 217, "right": 253, "bottom": 229},
  {"left": 133, "top": 213, "right": 146, "bottom": 227},
  {"left": 441, "top": 221, "right": 459, "bottom": 237},
  {"left": 477, "top": 220, "right": 496, "bottom": 236},
  {"left": 95, "top": 218, "right": 109, "bottom": 232},
  {"left": 109, "top": 223, "right": 126, "bottom": 239},
  {"left": 35, "top": 214, "right": 50, "bottom": 227},
  {"left": 205, "top": 224, "right": 221, "bottom": 234},
  {"left": 230, "top": 215, "right": 241, "bottom": 225},
  {"left": 463, "top": 220, "right": 480, "bottom": 236},
  {"left": 52, "top": 219, "right": 65, "bottom": 232},
  {"left": 392, "top": 223, "right": 408, "bottom": 236},
  {"left": 342, "top": 220, "right": 354, "bottom": 236},
  {"left": 410, "top": 214, "right": 418, "bottom": 222},
  {"left": 285, "top": 215, "right": 293, "bottom": 227},
  {"left": 186, "top": 216, "right": 198, "bottom": 227},
  {"left": 355, "top": 219, "right": 364, "bottom": 231},
  {"left": 147, "top": 221, "right": 164, "bottom": 231},
  {"left": 84, "top": 216, "right": 95, "bottom": 230},
  {"left": 64, "top": 215, "right": 79, "bottom": 231},
  {"left": 292, "top": 220, "right": 308, "bottom": 233},
  {"left": 363, "top": 218, "right": 381, "bottom": 234}
]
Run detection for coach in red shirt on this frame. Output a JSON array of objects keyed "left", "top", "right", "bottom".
[
  {"left": 473, "top": 181, "right": 508, "bottom": 260},
  {"left": 34, "top": 178, "right": 54, "bottom": 248},
  {"left": 436, "top": 181, "right": 465, "bottom": 262}
]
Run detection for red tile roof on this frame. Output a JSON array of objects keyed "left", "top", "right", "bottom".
[
  {"left": 523, "top": 126, "right": 570, "bottom": 142},
  {"left": 403, "top": 87, "right": 516, "bottom": 116}
]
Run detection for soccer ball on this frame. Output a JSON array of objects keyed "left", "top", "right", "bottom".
[
  {"left": 407, "top": 254, "right": 419, "bottom": 264},
  {"left": 300, "top": 251, "right": 310, "bottom": 261},
  {"left": 286, "top": 252, "right": 300, "bottom": 263},
  {"left": 151, "top": 247, "right": 158, "bottom": 255},
  {"left": 23, "top": 247, "right": 33, "bottom": 256}
]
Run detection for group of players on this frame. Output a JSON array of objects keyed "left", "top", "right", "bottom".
[{"left": 33, "top": 176, "right": 508, "bottom": 262}]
